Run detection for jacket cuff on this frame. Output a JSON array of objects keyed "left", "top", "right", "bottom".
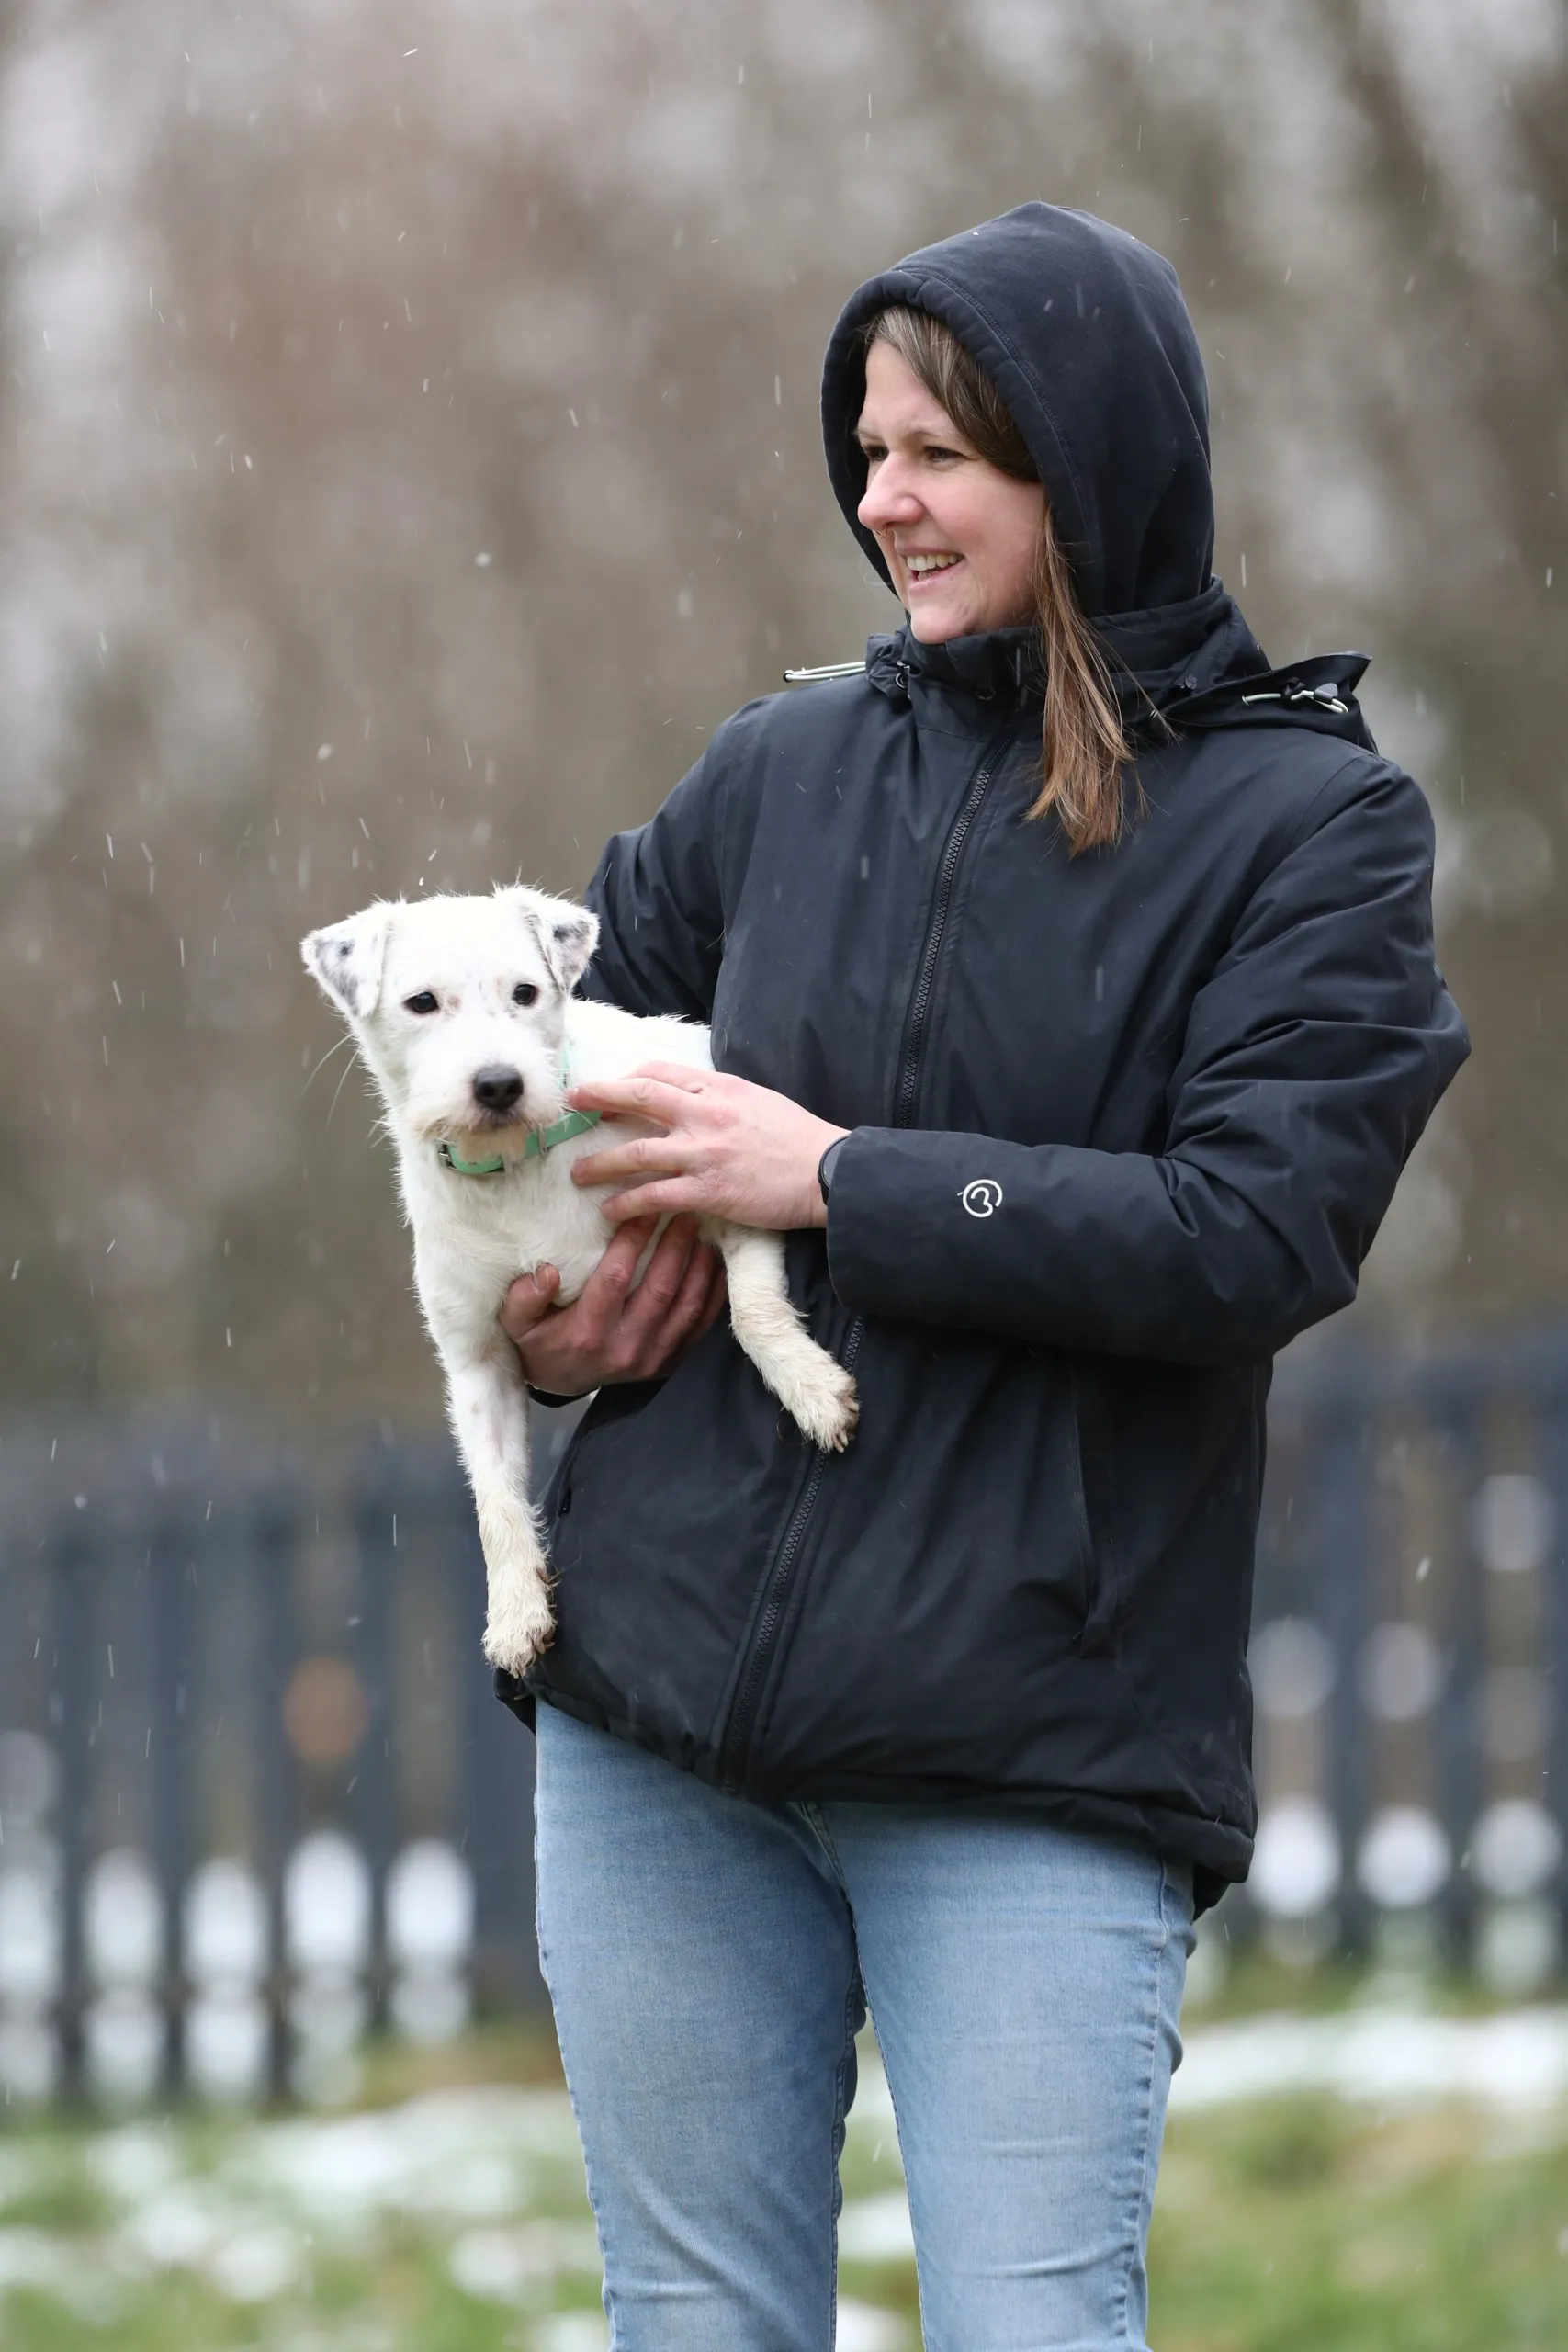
[{"left": 825, "top": 1125, "right": 1016, "bottom": 1327}]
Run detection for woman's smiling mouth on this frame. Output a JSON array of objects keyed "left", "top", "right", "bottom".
[{"left": 902, "top": 550, "right": 964, "bottom": 583}]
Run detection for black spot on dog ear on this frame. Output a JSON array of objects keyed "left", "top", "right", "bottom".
[{"left": 302, "top": 907, "right": 390, "bottom": 1019}]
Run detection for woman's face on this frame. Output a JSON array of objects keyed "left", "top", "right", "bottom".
[{"left": 855, "top": 341, "right": 1045, "bottom": 643}]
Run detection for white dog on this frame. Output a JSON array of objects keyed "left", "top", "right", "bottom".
[{"left": 301, "top": 886, "right": 858, "bottom": 1672}]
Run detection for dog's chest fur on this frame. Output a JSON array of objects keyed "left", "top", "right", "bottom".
[{"left": 395, "top": 998, "right": 713, "bottom": 1348}]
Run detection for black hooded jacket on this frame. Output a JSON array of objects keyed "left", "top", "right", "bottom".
[{"left": 502, "top": 207, "right": 1469, "bottom": 1905}]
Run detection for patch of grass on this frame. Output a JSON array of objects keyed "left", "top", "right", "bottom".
[
  {"left": 353, "top": 2016, "right": 567, "bottom": 2107},
  {"left": 0, "top": 2159, "right": 112, "bottom": 2235},
  {"left": 1221, "top": 2094, "right": 1350, "bottom": 2190},
  {"left": 1183, "top": 1915, "right": 1568, "bottom": 2026},
  {"left": 0, "top": 2003, "right": 1565, "bottom": 2349},
  {"left": 1150, "top": 2099, "right": 1568, "bottom": 2351}
]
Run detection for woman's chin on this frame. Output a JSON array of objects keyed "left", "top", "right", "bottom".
[
  {"left": 906, "top": 594, "right": 1023, "bottom": 644},
  {"left": 906, "top": 605, "right": 968, "bottom": 645}
]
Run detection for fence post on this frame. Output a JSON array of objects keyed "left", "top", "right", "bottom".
[
  {"left": 354, "top": 1476, "right": 397, "bottom": 2031},
  {"left": 148, "top": 1510, "right": 194, "bottom": 2099},
  {"left": 1428, "top": 1367, "right": 1486, "bottom": 1961},
  {"left": 1318, "top": 1370, "right": 1371, "bottom": 1951},
  {"left": 457, "top": 1483, "right": 542, "bottom": 2012},
  {"left": 253, "top": 1491, "right": 299, "bottom": 2103},
  {"left": 49, "top": 1521, "right": 92, "bottom": 2107},
  {"left": 1535, "top": 1341, "right": 1568, "bottom": 1950}
]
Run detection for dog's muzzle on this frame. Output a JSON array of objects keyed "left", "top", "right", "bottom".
[{"left": 471, "top": 1064, "right": 525, "bottom": 1117}]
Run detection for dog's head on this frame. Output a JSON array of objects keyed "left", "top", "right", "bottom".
[{"left": 301, "top": 887, "right": 599, "bottom": 1152}]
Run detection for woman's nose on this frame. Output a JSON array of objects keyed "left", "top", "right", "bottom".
[{"left": 858, "top": 460, "right": 922, "bottom": 533}]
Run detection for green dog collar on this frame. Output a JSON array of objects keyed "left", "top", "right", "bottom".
[{"left": 438, "top": 1106, "right": 602, "bottom": 1178}]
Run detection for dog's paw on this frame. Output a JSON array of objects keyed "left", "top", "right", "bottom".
[
  {"left": 791, "top": 1366, "right": 859, "bottom": 1454},
  {"left": 482, "top": 1588, "right": 556, "bottom": 1676}
]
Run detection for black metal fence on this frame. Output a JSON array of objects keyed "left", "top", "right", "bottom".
[
  {"left": 1247, "top": 1330, "right": 1568, "bottom": 1981},
  {"left": 3, "top": 1336, "right": 1567, "bottom": 2107},
  {"left": 0, "top": 1405, "right": 584, "bottom": 2108}
]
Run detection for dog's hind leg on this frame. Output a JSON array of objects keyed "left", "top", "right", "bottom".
[
  {"left": 438, "top": 1339, "right": 555, "bottom": 1672},
  {"left": 712, "top": 1226, "right": 858, "bottom": 1453}
]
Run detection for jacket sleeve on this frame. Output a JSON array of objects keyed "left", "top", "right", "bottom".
[
  {"left": 824, "top": 761, "right": 1471, "bottom": 1366},
  {"left": 580, "top": 737, "right": 729, "bottom": 1021}
]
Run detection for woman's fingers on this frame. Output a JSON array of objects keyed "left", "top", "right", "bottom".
[
  {"left": 570, "top": 1066, "right": 840, "bottom": 1233},
  {"left": 499, "top": 1215, "right": 724, "bottom": 1392},
  {"left": 598, "top": 1178, "right": 708, "bottom": 1223},
  {"left": 570, "top": 1130, "right": 692, "bottom": 1190},
  {"left": 499, "top": 1261, "right": 561, "bottom": 1341},
  {"left": 616, "top": 1216, "right": 696, "bottom": 1338},
  {"left": 568, "top": 1068, "right": 707, "bottom": 1128},
  {"left": 502, "top": 1222, "right": 655, "bottom": 1393},
  {"left": 576, "top": 1060, "right": 709, "bottom": 1102},
  {"left": 665, "top": 1226, "right": 726, "bottom": 1352},
  {"left": 571, "top": 1218, "right": 659, "bottom": 1343},
  {"left": 568, "top": 1068, "right": 723, "bottom": 1190},
  {"left": 621, "top": 1224, "right": 725, "bottom": 1375}
]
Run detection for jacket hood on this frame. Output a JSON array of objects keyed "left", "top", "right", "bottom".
[{"left": 822, "top": 203, "right": 1216, "bottom": 623}]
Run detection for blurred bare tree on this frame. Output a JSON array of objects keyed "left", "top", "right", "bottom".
[{"left": 0, "top": 0, "right": 1562, "bottom": 1433}]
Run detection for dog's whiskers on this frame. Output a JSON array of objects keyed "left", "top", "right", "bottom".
[
  {"left": 325, "top": 1052, "right": 362, "bottom": 1128},
  {"left": 301, "top": 1031, "right": 356, "bottom": 1097}
]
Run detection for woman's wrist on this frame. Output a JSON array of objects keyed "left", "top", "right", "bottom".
[{"left": 811, "top": 1129, "right": 852, "bottom": 1227}]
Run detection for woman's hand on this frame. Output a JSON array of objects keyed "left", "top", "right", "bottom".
[
  {"left": 566, "top": 1066, "right": 848, "bottom": 1231},
  {"left": 500, "top": 1215, "right": 727, "bottom": 1396}
]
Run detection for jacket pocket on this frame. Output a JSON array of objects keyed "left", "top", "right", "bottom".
[
  {"left": 1069, "top": 1363, "right": 1119, "bottom": 1653},
  {"left": 546, "top": 1381, "right": 661, "bottom": 1521}
]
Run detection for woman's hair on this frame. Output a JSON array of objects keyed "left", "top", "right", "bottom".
[{"left": 863, "top": 307, "right": 1133, "bottom": 854}]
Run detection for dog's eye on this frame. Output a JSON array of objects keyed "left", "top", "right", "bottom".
[
  {"left": 403, "top": 991, "right": 439, "bottom": 1016},
  {"left": 512, "top": 982, "right": 539, "bottom": 1007}
]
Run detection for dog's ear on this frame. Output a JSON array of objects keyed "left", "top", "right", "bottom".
[
  {"left": 300, "top": 904, "right": 392, "bottom": 1021},
  {"left": 502, "top": 887, "right": 600, "bottom": 995}
]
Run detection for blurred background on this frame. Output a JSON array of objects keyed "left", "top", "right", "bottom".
[{"left": 1, "top": 1, "right": 1566, "bottom": 2343}]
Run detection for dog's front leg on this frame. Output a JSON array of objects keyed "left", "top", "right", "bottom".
[
  {"left": 715, "top": 1226, "right": 859, "bottom": 1453},
  {"left": 438, "top": 1339, "right": 554, "bottom": 1673}
]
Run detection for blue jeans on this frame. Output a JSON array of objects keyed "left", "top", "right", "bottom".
[{"left": 535, "top": 1702, "right": 1193, "bottom": 2352}]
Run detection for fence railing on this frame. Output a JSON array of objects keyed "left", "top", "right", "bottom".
[
  {"left": 3, "top": 1336, "right": 1567, "bottom": 2107},
  {"left": 1246, "top": 1331, "right": 1568, "bottom": 1986},
  {"left": 0, "top": 1406, "right": 584, "bottom": 2108}
]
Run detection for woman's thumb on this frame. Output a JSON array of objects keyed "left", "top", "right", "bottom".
[{"left": 499, "top": 1262, "right": 560, "bottom": 1337}]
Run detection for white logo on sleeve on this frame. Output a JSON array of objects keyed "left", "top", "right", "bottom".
[{"left": 960, "top": 1178, "right": 1004, "bottom": 1218}]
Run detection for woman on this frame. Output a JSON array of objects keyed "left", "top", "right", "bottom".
[{"left": 499, "top": 204, "right": 1468, "bottom": 2350}]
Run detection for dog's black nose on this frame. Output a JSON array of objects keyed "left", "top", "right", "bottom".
[{"left": 471, "top": 1065, "right": 525, "bottom": 1114}]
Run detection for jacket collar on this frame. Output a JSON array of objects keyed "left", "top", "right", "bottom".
[
  {"left": 865, "top": 624, "right": 1042, "bottom": 714},
  {"left": 861, "top": 585, "right": 1374, "bottom": 748},
  {"left": 863, "top": 583, "right": 1264, "bottom": 723}
]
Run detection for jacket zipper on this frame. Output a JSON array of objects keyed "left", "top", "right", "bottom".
[
  {"left": 716, "top": 738, "right": 1005, "bottom": 1792},
  {"left": 716, "top": 1315, "right": 866, "bottom": 1790},
  {"left": 893, "top": 747, "right": 1001, "bottom": 1126}
]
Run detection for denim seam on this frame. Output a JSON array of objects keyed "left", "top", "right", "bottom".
[
  {"left": 536, "top": 1911, "right": 618, "bottom": 2344},
  {"left": 801, "top": 1802, "right": 851, "bottom": 1889},
  {"left": 866, "top": 2006, "right": 931, "bottom": 2350},
  {"left": 827, "top": 1962, "right": 862, "bottom": 2352},
  {"left": 1112, "top": 1861, "right": 1175, "bottom": 2349}
]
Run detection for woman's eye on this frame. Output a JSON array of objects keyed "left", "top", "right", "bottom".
[
  {"left": 513, "top": 982, "right": 539, "bottom": 1007},
  {"left": 403, "top": 991, "right": 439, "bottom": 1016}
]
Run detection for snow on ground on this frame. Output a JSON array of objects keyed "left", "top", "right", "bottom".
[
  {"left": 0, "top": 2007, "right": 1562, "bottom": 2340},
  {"left": 1171, "top": 2002, "right": 1568, "bottom": 2115}
]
